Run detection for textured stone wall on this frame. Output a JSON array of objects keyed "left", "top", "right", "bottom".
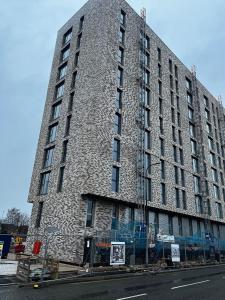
[{"left": 27, "top": 0, "right": 225, "bottom": 262}]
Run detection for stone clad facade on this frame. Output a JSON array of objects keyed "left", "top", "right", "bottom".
[{"left": 27, "top": 0, "right": 225, "bottom": 263}]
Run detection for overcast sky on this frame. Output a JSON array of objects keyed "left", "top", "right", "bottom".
[{"left": 0, "top": 0, "right": 225, "bottom": 218}]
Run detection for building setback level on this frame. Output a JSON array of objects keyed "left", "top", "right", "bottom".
[{"left": 27, "top": 0, "right": 225, "bottom": 263}]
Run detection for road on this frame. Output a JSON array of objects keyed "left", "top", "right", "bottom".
[{"left": 1, "top": 265, "right": 225, "bottom": 300}]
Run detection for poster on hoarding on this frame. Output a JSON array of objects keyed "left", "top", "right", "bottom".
[
  {"left": 0, "top": 241, "right": 4, "bottom": 258},
  {"left": 171, "top": 244, "right": 180, "bottom": 262},
  {"left": 110, "top": 242, "right": 125, "bottom": 265}
]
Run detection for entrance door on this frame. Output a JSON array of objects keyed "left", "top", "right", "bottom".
[{"left": 83, "top": 238, "right": 92, "bottom": 264}]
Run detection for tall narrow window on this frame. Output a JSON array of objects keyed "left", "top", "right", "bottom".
[
  {"left": 144, "top": 152, "right": 151, "bottom": 175},
  {"left": 111, "top": 204, "right": 119, "bottom": 229},
  {"left": 145, "top": 130, "right": 150, "bottom": 149},
  {"left": 169, "top": 59, "right": 172, "bottom": 73},
  {"left": 173, "top": 145, "right": 177, "bottom": 162},
  {"left": 181, "top": 169, "right": 185, "bottom": 187},
  {"left": 158, "top": 64, "right": 162, "bottom": 78},
  {"left": 189, "top": 219, "right": 193, "bottom": 236},
  {"left": 145, "top": 88, "right": 150, "bottom": 106},
  {"left": 216, "top": 202, "right": 223, "bottom": 219},
  {"left": 194, "top": 176, "right": 200, "bottom": 194},
  {"left": 61, "top": 46, "right": 70, "bottom": 62},
  {"left": 74, "top": 52, "right": 79, "bottom": 68},
  {"left": 168, "top": 215, "right": 173, "bottom": 235},
  {"left": 112, "top": 139, "right": 120, "bottom": 162},
  {"left": 86, "top": 199, "right": 94, "bottom": 227},
  {"left": 57, "top": 166, "right": 65, "bottom": 192},
  {"left": 145, "top": 70, "right": 150, "bottom": 85},
  {"left": 187, "top": 92, "right": 193, "bottom": 105},
  {"left": 157, "top": 47, "right": 161, "bottom": 62},
  {"left": 112, "top": 166, "right": 120, "bottom": 192},
  {"left": 175, "top": 65, "right": 178, "bottom": 78},
  {"left": 145, "top": 178, "right": 152, "bottom": 202},
  {"left": 48, "top": 123, "right": 58, "bottom": 143},
  {"left": 114, "top": 112, "right": 121, "bottom": 135},
  {"left": 71, "top": 72, "right": 77, "bottom": 89},
  {"left": 158, "top": 80, "right": 162, "bottom": 96},
  {"left": 119, "top": 27, "right": 125, "bottom": 44},
  {"left": 160, "top": 138, "right": 164, "bottom": 156},
  {"left": 159, "top": 117, "right": 163, "bottom": 134},
  {"left": 160, "top": 159, "right": 165, "bottom": 179},
  {"left": 172, "top": 126, "right": 176, "bottom": 142},
  {"left": 58, "top": 63, "right": 67, "bottom": 80},
  {"left": 79, "top": 16, "right": 84, "bottom": 31},
  {"left": 120, "top": 10, "right": 126, "bottom": 25},
  {"left": 117, "top": 67, "right": 123, "bottom": 86},
  {"left": 118, "top": 47, "right": 124, "bottom": 65},
  {"left": 116, "top": 89, "right": 122, "bottom": 110},
  {"left": 61, "top": 140, "right": 68, "bottom": 163},
  {"left": 160, "top": 183, "right": 166, "bottom": 205},
  {"left": 65, "top": 115, "right": 72, "bottom": 136},
  {"left": 55, "top": 82, "right": 64, "bottom": 99},
  {"left": 76, "top": 33, "right": 82, "bottom": 49},
  {"left": 195, "top": 196, "right": 203, "bottom": 214},
  {"left": 43, "top": 147, "right": 54, "bottom": 168},
  {"left": 178, "top": 217, "right": 183, "bottom": 236},
  {"left": 63, "top": 28, "right": 72, "bottom": 45},
  {"left": 35, "top": 202, "right": 43, "bottom": 228},
  {"left": 182, "top": 190, "right": 187, "bottom": 210},
  {"left": 145, "top": 109, "right": 150, "bottom": 127},
  {"left": 39, "top": 172, "right": 50, "bottom": 195},
  {"left": 52, "top": 102, "right": 61, "bottom": 120},
  {"left": 68, "top": 93, "right": 74, "bottom": 112},
  {"left": 174, "top": 166, "right": 179, "bottom": 184},
  {"left": 179, "top": 149, "right": 184, "bottom": 165},
  {"left": 186, "top": 78, "right": 192, "bottom": 90}
]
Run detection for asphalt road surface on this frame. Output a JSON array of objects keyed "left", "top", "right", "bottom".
[{"left": 1, "top": 265, "right": 225, "bottom": 300}]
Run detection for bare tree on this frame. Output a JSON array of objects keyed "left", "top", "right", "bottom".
[{"left": 4, "top": 208, "right": 30, "bottom": 226}]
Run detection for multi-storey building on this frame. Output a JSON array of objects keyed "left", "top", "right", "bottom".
[{"left": 27, "top": 0, "right": 225, "bottom": 263}]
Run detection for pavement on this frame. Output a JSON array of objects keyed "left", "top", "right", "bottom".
[{"left": 1, "top": 264, "right": 225, "bottom": 299}]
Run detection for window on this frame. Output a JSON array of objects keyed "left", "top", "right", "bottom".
[
  {"left": 171, "top": 108, "right": 175, "bottom": 124},
  {"left": 112, "top": 166, "right": 120, "bottom": 192},
  {"left": 145, "top": 109, "right": 150, "bottom": 127},
  {"left": 118, "top": 47, "right": 124, "bottom": 65},
  {"left": 175, "top": 188, "right": 180, "bottom": 208},
  {"left": 65, "top": 115, "right": 72, "bottom": 136},
  {"left": 176, "top": 96, "right": 180, "bottom": 110},
  {"left": 213, "top": 184, "right": 220, "bottom": 199},
  {"left": 160, "top": 183, "right": 166, "bottom": 204},
  {"left": 145, "top": 130, "right": 151, "bottom": 149},
  {"left": 177, "top": 112, "right": 181, "bottom": 127},
  {"left": 58, "top": 63, "right": 67, "bottom": 80},
  {"left": 195, "top": 196, "right": 203, "bottom": 214},
  {"left": 204, "top": 96, "right": 209, "bottom": 107},
  {"left": 157, "top": 47, "right": 161, "bottom": 62},
  {"left": 61, "top": 46, "right": 70, "bottom": 62},
  {"left": 71, "top": 72, "right": 77, "bottom": 89},
  {"left": 79, "top": 16, "right": 84, "bottom": 31},
  {"left": 145, "top": 178, "right": 152, "bottom": 201},
  {"left": 175, "top": 80, "right": 179, "bottom": 94},
  {"left": 186, "top": 77, "right": 192, "bottom": 90},
  {"left": 114, "top": 112, "right": 121, "bottom": 135},
  {"left": 48, "top": 123, "right": 58, "bottom": 143},
  {"left": 178, "top": 217, "right": 183, "bottom": 236},
  {"left": 158, "top": 80, "right": 162, "bottom": 96},
  {"left": 170, "top": 91, "right": 174, "bottom": 106},
  {"left": 112, "top": 139, "right": 120, "bottom": 162},
  {"left": 159, "top": 117, "right": 163, "bottom": 134},
  {"left": 175, "top": 65, "right": 178, "bottom": 78},
  {"left": 52, "top": 102, "right": 61, "bottom": 120},
  {"left": 68, "top": 92, "right": 74, "bottom": 112},
  {"left": 116, "top": 89, "right": 122, "bottom": 110},
  {"left": 189, "top": 123, "right": 195, "bottom": 137},
  {"left": 178, "top": 130, "right": 182, "bottom": 146},
  {"left": 211, "top": 168, "right": 218, "bottom": 182},
  {"left": 117, "top": 67, "right": 123, "bottom": 86},
  {"left": 74, "top": 52, "right": 79, "bottom": 68},
  {"left": 170, "top": 75, "right": 173, "bottom": 89},
  {"left": 192, "top": 157, "right": 198, "bottom": 173},
  {"left": 174, "top": 166, "right": 179, "bottom": 184},
  {"left": 145, "top": 35, "right": 150, "bottom": 49},
  {"left": 145, "top": 88, "right": 150, "bottom": 106},
  {"left": 111, "top": 204, "right": 119, "bottom": 229},
  {"left": 76, "top": 33, "right": 82, "bottom": 49},
  {"left": 119, "top": 27, "right": 125, "bottom": 44},
  {"left": 63, "top": 28, "right": 72, "bottom": 45},
  {"left": 221, "top": 172, "right": 224, "bottom": 186},
  {"left": 159, "top": 98, "right": 163, "bottom": 115},
  {"left": 158, "top": 64, "right": 162, "bottom": 78},
  {"left": 181, "top": 169, "right": 185, "bottom": 187},
  {"left": 188, "top": 107, "right": 194, "bottom": 121},
  {"left": 168, "top": 216, "right": 173, "bottom": 235},
  {"left": 191, "top": 139, "right": 197, "bottom": 155},
  {"left": 182, "top": 190, "right": 187, "bottom": 210},
  {"left": 169, "top": 59, "right": 172, "bottom": 73},
  {"left": 179, "top": 149, "right": 184, "bottom": 165},
  {"left": 208, "top": 137, "right": 214, "bottom": 150},
  {"left": 35, "top": 202, "right": 43, "bottom": 228},
  {"left": 120, "top": 10, "right": 126, "bottom": 25},
  {"left": 173, "top": 146, "right": 177, "bottom": 162},
  {"left": 207, "top": 199, "right": 211, "bottom": 216},
  {"left": 57, "top": 166, "right": 65, "bottom": 192},
  {"left": 86, "top": 199, "right": 94, "bottom": 227},
  {"left": 160, "top": 138, "right": 164, "bottom": 156},
  {"left": 144, "top": 152, "right": 151, "bottom": 175},
  {"left": 56, "top": 82, "right": 64, "bottom": 99},
  {"left": 223, "top": 188, "right": 225, "bottom": 201},
  {"left": 205, "top": 109, "right": 210, "bottom": 120},
  {"left": 197, "top": 221, "right": 201, "bottom": 237},
  {"left": 216, "top": 202, "right": 223, "bottom": 219},
  {"left": 39, "top": 172, "right": 50, "bottom": 195},
  {"left": 145, "top": 52, "right": 150, "bottom": 67},
  {"left": 187, "top": 92, "right": 193, "bottom": 105},
  {"left": 61, "top": 140, "right": 68, "bottom": 163},
  {"left": 43, "top": 147, "right": 54, "bottom": 168},
  {"left": 206, "top": 123, "right": 212, "bottom": 134},
  {"left": 145, "top": 70, "right": 150, "bottom": 85},
  {"left": 172, "top": 126, "right": 176, "bottom": 142},
  {"left": 194, "top": 176, "right": 200, "bottom": 193},
  {"left": 160, "top": 159, "right": 165, "bottom": 179}
]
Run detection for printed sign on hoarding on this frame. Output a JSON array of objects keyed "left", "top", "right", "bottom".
[
  {"left": 110, "top": 242, "right": 125, "bottom": 265},
  {"left": 171, "top": 244, "right": 180, "bottom": 262}
]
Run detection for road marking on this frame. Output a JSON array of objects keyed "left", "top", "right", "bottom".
[
  {"left": 116, "top": 294, "right": 147, "bottom": 300},
  {"left": 171, "top": 279, "right": 210, "bottom": 290}
]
